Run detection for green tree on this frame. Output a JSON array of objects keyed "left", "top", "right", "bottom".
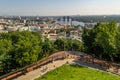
[
  {"left": 42, "top": 39, "right": 55, "bottom": 57},
  {"left": 13, "top": 31, "right": 42, "bottom": 67},
  {"left": 0, "top": 39, "right": 13, "bottom": 73},
  {"left": 94, "top": 22, "right": 117, "bottom": 61},
  {"left": 72, "top": 39, "right": 84, "bottom": 51},
  {"left": 82, "top": 28, "right": 96, "bottom": 53},
  {"left": 83, "top": 22, "right": 118, "bottom": 61},
  {"left": 54, "top": 38, "right": 67, "bottom": 51}
]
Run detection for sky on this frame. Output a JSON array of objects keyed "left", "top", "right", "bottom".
[{"left": 0, "top": 0, "right": 120, "bottom": 16}]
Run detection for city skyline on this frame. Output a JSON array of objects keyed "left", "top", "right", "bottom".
[{"left": 1, "top": 0, "right": 120, "bottom": 16}]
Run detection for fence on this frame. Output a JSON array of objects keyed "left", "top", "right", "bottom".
[
  {"left": 0, "top": 51, "right": 68, "bottom": 80},
  {"left": 0, "top": 51, "right": 120, "bottom": 80}
]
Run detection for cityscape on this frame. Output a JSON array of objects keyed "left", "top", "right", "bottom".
[
  {"left": 0, "top": 16, "right": 95, "bottom": 41},
  {"left": 1, "top": 0, "right": 120, "bottom": 80}
]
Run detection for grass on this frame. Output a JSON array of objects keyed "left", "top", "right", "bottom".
[{"left": 35, "top": 64, "right": 120, "bottom": 80}]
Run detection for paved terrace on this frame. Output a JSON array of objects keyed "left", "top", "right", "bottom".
[
  {"left": 1, "top": 51, "right": 120, "bottom": 80},
  {"left": 13, "top": 51, "right": 120, "bottom": 80}
]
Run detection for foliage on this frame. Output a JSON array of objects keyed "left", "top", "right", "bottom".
[
  {"left": 42, "top": 38, "right": 56, "bottom": 56},
  {"left": 0, "top": 31, "right": 83, "bottom": 75},
  {"left": 0, "top": 31, "right": 44, "bottom": 74},
  {"left": 54, "top": 38, "right": 67, "bottom": 51},
  {"left": 54, "top": 38, "right": 84, "bottom": 51},
  {"left": 0, "top": 39, "right": 12, "bottom": 73},
  {"left": 82, "top": 22, "right": 120, "bottom": 61}
]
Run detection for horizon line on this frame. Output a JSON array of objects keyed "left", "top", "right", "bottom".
[{"left": 1, "top": 14, "right": 120, "bottom": 17}]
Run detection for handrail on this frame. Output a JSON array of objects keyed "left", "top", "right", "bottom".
[
  {"left": 0, "top": 51, "right": 61, "bottom": 79},
  {"left": 1, "top": 51, "right": 120, "bottom": 80}
]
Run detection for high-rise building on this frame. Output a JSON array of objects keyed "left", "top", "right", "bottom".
[{"left": 57, "top": 16, "right": 72, "bottom": 26}]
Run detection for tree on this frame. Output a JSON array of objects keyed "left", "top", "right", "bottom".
[
  {"left": 115, "top": 26, "right": 120, "bottom": 61},
  {"left": 66, "top": 39, "right": 84, "bottom": 51},
  {"left": 0, "top": 39, "right": 13, "bottom": 73},
  {"left": 82, "top": 28, "right": 96, "bottom": 53},
  {"left": 54, "top": 38, "right": 67, "bottom": 51},
  {"left": 82, "top": 22, "right": 118, "bottom": 61},
  {"left": 72, "top": 39, "right": 84, "bottom": 51},
  {"left": 13, "top": 31, "right": 42, "bottom": 67},
  {"left": 42, "top": 39, "right": 55, "bottom": 57},
  {"left": 94, "top": 22, "right": 117, "bottom": 61}
]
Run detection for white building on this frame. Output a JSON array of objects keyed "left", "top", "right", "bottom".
[
  {"left": 56, "top": 16, "right": 72, "bottom": 26},
  {"left": 28, "top": 26, "right": 40, "bottom": 31},
  {"left": 72, "top": 21, "right": 85, "bottom": 26},
  {"left": 0, "top": 24, "right": 4, "bottom": 30},
  {"left": 18, "top": 27, "right": 29, "bottom": 32},
  {"left": 6, "top": 26, "right": 18, "bottom": 31},
  {"left": 56, "top": 16, "right": 85, "bottom": 27},
  {"left": 0, "top": 30, "right": 8, "bottom": 33}
]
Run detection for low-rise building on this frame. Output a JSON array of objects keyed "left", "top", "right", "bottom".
[
  {"left": 0, "top": 30, "right": 8, "bottom": 33},
  {"left": 18, "top": 26, "right": 29, "bottom": 32},
  {"left": 0, "top": 24, "right": 4, "bottom": 30},
  {"left": 6, "top": 26, "right": 18, "bottom": 31},
  {"left": 28, "top": 26, "right": 40, "bottom": 31}
]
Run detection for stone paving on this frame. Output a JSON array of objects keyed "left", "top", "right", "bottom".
[
  {"left": 13, "top": 51, "right": 120, "bottom": 80},
  {"left": 14, "top": 59, "right": 75, "bottom": 80}
]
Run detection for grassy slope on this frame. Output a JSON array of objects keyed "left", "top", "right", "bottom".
[{"left": 36, "top": 65, "right": 120, "bottom": 80}]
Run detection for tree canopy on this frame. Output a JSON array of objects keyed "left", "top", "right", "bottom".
[
  {"left": 82, "top": 22, "right": 120, "bottom": 61},
  {"left": 0, "top": 31, "right": 83, "bottom": 75}
]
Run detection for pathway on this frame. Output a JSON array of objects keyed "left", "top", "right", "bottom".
[
  {"left": 14, "top": 59, "right": 75, "bottom": 80},
  {"left": 14, "top": 52, "right": 109, "bottom": 80}
]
